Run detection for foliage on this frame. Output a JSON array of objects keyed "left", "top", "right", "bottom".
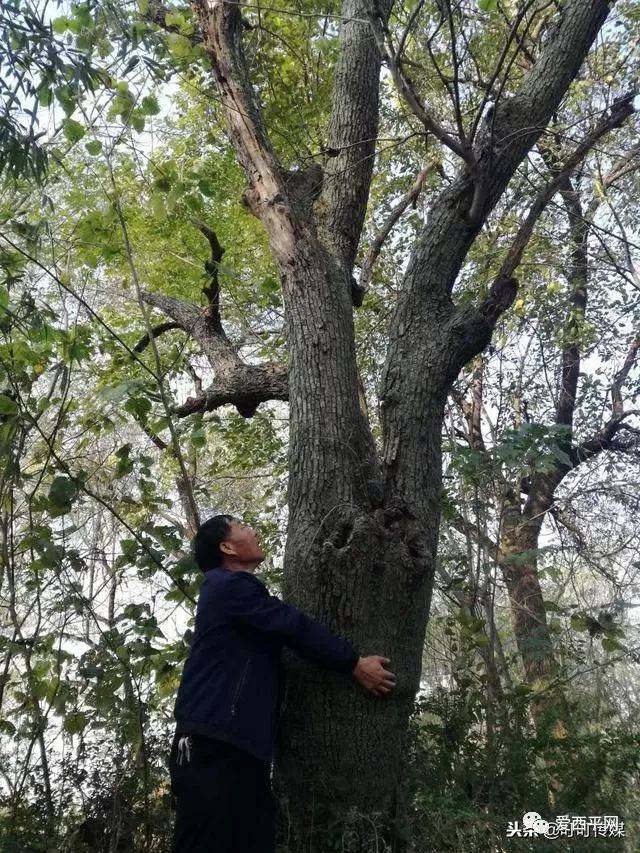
[
  {"left": 406, "top": 686, "right": 640, "bottom": 852},
  {"left": 0, "top": 0, "right": 639, "bottom": 849}
]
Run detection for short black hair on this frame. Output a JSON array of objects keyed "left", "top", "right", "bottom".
[{"left": 193, "top": 514, "right": 236, "bottom": 573}]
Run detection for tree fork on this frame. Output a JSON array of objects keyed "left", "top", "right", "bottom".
[{"left": 186, "top": 0, "right": 613, "bottom": 849}]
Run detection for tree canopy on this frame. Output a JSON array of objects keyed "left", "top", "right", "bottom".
[{"left": 1, "top": 0, "right": 639, "bottom": 850}]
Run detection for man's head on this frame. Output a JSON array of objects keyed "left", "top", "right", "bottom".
[{"left": 193, "top": 514, "right": 265, "bottom": 573}]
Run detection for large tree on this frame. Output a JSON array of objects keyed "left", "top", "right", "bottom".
[
  {"left": 3, "top": 0, "right": 638, "bottom": 849},
  {"left": 122, "top": 0, "right": 620, "bottom": 846}
]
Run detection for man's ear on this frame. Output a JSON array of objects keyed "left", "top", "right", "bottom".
[{"left": 219, "top": 540, "right": 235, "bottom": 556}]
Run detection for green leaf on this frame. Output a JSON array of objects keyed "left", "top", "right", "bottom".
[
  {"left": 151, "top": 194, "right": 165, "bottom": 219},
  {"left": 102, "top": 380, "right": 144, "bottom": 402},
  {"left": 173, "top": 555, "right": 199, "bottom": 578},
  {"left": 190, "top": 422, "right": 207, "bottom": 448},
  {"left": 124, "top": 395, "right": 152, "bottom": 419},
  {"left": 148, "top": 416, "right": 169, "bottom": 434},
  {"left": 63, "top": 711, "right": 88, "bottom": 734},
  {"left": 49, "top": 476, "right": 79, "bottom": 514},
  {"left": 71, "top": 3, "right": 93, "bottom": 29},
  {"left": 62, "top": 119, "right": 85, "bottom": 144},
  {"left": 153, "top": 174, "right": 172, "bottom": 192},
  {"left": 124, "top": 55, "right": 140, "bottom": 74},
  {"left": 477, "top": 0, "right": 497, "bottom": 10},
  {"left": 570, "top": 614, "right": 589, "bottom": 632},
  {"left": 38, "top": 87, "right": 53, "bottom": 107},
  {"left": 0, "top": 719, "right": 16, "bottom": 736},
  {"left": 166, "top": 31, "right": 194, "bottom": 58},
  {"left": 55, "top": 85, "right": 77, "bottom": 116},
  {"left": 164, "top": 10, "right": 189, "bottom": 30},
  {"left": 141, "top": 94, "right": 160, "bottom": 115},
  {"left": 131, "top": 113, "right": 146, "bottom": 133},
  {"left": 52, "top": 16, "right": 70, "bottom": 33},
  {"left": 114, "top": 443, "right": 134, "bottom": 478},
  {"left": 602, "top": 637, "right": 623, "bottom": 652},
  {"left": 85, "top": 140, "right": 102, "bottom": 155},
  {"left": 166, "top": 186, "right": 181, "bottom": 212},
  {"left": 0, "top": 394, "right": 18, "bottom": 415},
  {"left": 197, "top": 178, "right": 215, "bottom": 197},
  {"left": 550, "top": 444, "right": 572, "bottom": 467}
]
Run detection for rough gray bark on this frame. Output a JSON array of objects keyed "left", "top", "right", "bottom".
[
  {"left": 316, "top": 0, "right": 393, "bottom": 284},
  {"left": 174, "top": 0, "right": 614, "bottom": 848}
]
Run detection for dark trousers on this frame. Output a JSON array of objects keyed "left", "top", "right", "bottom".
[{"left": 169, "top": 730, "right": 276, "bottom": 853}]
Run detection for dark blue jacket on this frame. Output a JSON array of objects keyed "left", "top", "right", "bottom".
[{"left": 173, "top": 567, "right": 359, "bottom": 763}]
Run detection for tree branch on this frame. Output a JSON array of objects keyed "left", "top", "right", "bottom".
[
  {"left": 192, "top": 0, "right": 381, "bottom": 508},
  {"left": 612, "top": 337, "right": 640, "bottom": 417},
  {"left": 380, "top": 0, "right": 613, "bottom": 509},
  {"left": 461, "top": 91, "right": 635, "bottom": 350},
  {"left": 138, "top": 230, "right": 289, "bottom": 418},
  {"left": 140, "top": 284, "right": 288, "bottom": 417},
  {"left": 191, "top": 0, "right": 297, "bottom": 262},
  {"left": 446, "top": 507, "right": 499, "bottom": 563},
  {"left": 139, "top": 286, "right": 242, "bottom": 374},
  {"left": 466, "top": 357, "right": 486, "bottom": 453},
  {"left": 588, "top": 141, "right": 640, "bottom": 220},
  {"left": 138, "top": 289, "right": 200, "bottom": 327},
  {"left": 553, "top": 172, "right": 586, "bottom": 432},
  {"left": 368, "top": 5, "right": 475, "bottom": 167},
  {"left": 316, "top": 0, "right": 393, "bottom": 281},
  {"left": 574, "top": 410, "right": 640, "bottom": 464},
  {"left": 172, "top": 362, "right": 288, "bottom": 418},
  {"left": 133, "top": 320, "right": 185, "bottom": 353},
  {"left": 193, "top": 218, "right": 225, "bottom": 334},
  {"left": 358, "top": 164, "right": 432, "bottom": 296}
]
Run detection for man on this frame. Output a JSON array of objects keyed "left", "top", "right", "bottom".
[{"left": 169, "top": 514, "right": 396, "bottom": 853}]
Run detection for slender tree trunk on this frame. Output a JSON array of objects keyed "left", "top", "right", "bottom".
[
  {"left": 500, "top": 528, "right": 556, "bottom": 683},
  {"left": 498, "top": 502, "right": 567, "bottom": 732},
  {"left": 496, "top": 156, "right": 589, "bottom": 733},
  {"left": 496, "top": 500, "right": 584, "bottom": 736}
]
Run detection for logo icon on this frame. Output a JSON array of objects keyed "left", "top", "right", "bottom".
[{"left": 507, "top": 812, "right": 625, "bottom": 839}]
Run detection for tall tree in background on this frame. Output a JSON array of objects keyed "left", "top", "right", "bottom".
[{"left": 449, "top": 112, "right": 639, "bottom": 730}]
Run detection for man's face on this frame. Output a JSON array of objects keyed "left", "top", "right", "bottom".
[{"left": 220, "top": 519, "right": 265, "bottom": 567}]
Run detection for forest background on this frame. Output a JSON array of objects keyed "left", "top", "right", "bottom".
[{"left": 0, "top": 0, "right": 639, "bottom": 850}]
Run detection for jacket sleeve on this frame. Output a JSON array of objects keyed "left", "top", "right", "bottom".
[{"left": 223, "top": 572, "right": 359, "bottom": 675}]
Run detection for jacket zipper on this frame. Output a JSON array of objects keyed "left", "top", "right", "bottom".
[
  {"left": 279, "top": 675, "right": 289, "bottom": 718},
  {"left": 231, "top": 657, "right": 251, "bottom": 718}
]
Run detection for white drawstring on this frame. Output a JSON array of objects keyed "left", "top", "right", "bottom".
[{"left": 177, "top": 735, "right": 192, "bottom": 765}]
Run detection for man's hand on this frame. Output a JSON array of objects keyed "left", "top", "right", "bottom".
[{"left": 353, "top": 656, "right": 397, "bottom": 696}]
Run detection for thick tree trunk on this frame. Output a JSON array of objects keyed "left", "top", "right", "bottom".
[
  {"left": 276, "top": 522, "right": 434, "bottom": 850},
  {"left": 276, "top": 423, "right": 443, "bottom": 851},
  {"left": 268, "top": 226, "right": 440, "bottom": 848}
]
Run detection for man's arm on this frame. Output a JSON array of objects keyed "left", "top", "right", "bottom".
[{"left": 223, "top": 571, "right": 359, "bottom": 674}]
